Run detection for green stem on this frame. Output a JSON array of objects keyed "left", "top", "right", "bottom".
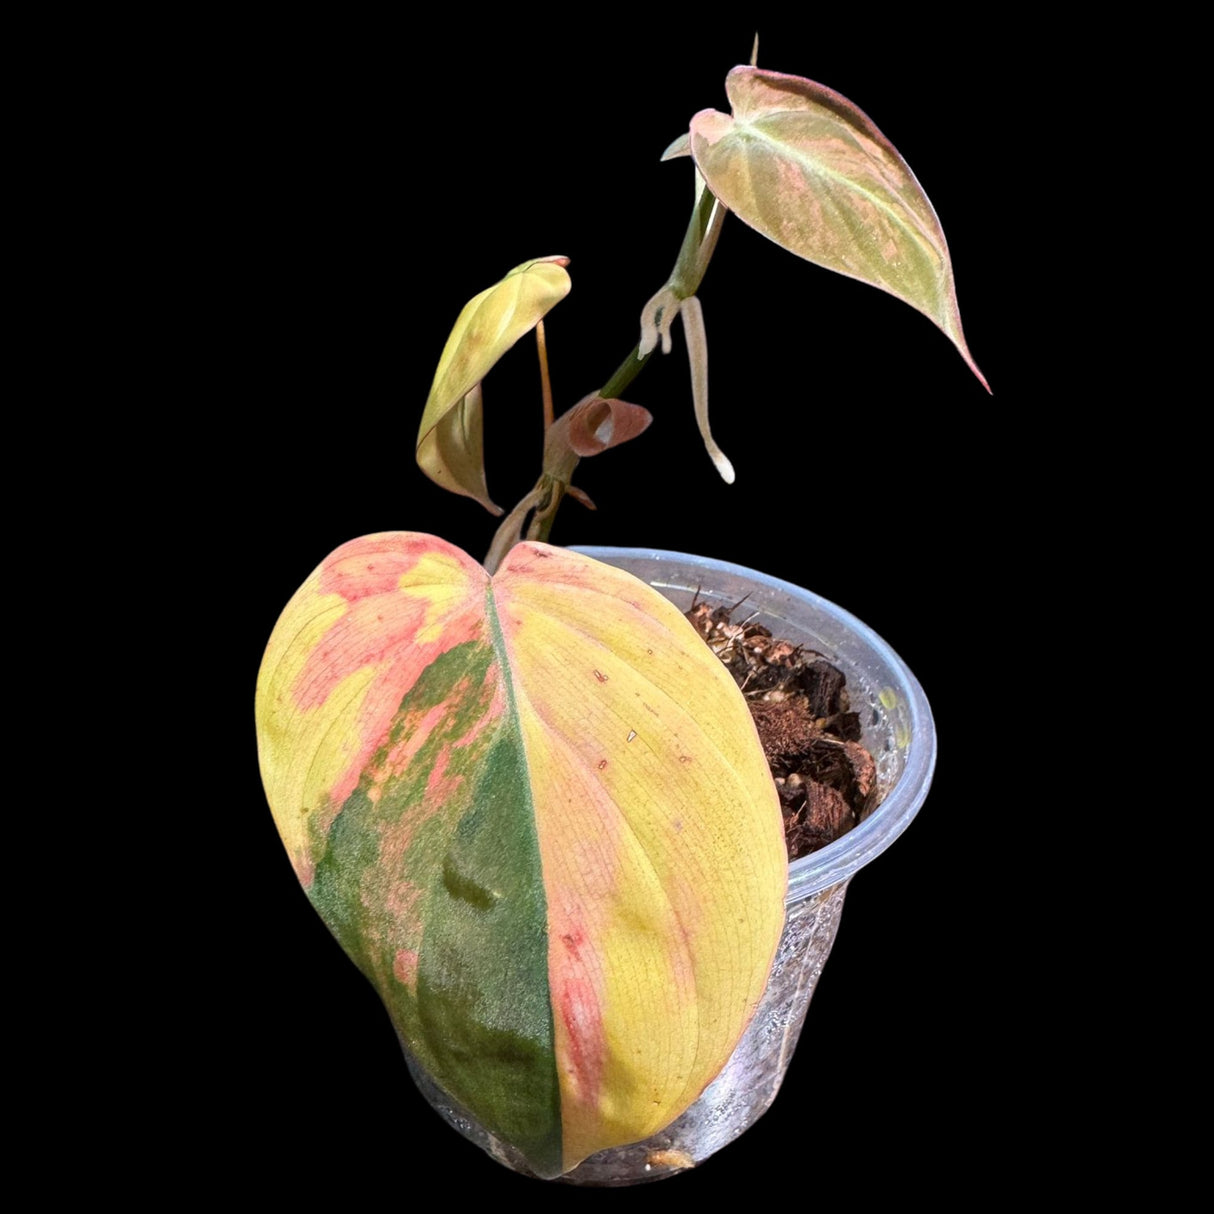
[
  {"left": 599, "top": 344, "right": 653, "bottom": 400},
  {"left": 671, "top": 181, "right": 722, "bottom": 297},
  {"left": 487, "top": 183, "right": 726, "bottom": 562},
  {"left": 600, "top": 186, "right": 722, "bottom": 400}
]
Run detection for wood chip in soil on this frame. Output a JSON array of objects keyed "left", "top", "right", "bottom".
[{"left": 687, "top": 594, "right": 879, "bottom": 861}]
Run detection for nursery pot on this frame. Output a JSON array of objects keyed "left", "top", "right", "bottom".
[{"left": 403, "top": 547, "right": 937, "bottom": 1185}]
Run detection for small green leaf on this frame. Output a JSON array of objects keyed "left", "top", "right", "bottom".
[
  {"left": 418, "top": 257, "right": 572, "bottom": 513},
  {"left": 690, "top": 67, "right": 988, "bottom": 390}
]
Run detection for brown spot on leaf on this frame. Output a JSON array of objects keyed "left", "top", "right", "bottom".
[{"left": 593, "top": 669, "right": 608, "bottom": 683}]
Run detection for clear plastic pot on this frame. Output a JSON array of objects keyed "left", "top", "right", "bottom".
[{"left": 404, "top": 548, "right": 937, "bottom": 1185}]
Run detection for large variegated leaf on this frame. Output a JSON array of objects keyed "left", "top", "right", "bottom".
[
  {"left": 256, "top": 534, "right": 786, "bottom": 1177},
  {"left": 690, "top": 67, "right": 988, "bottom": 390},
  {"left": 418, "top": 257, "right": 572, "bottom": 513}
]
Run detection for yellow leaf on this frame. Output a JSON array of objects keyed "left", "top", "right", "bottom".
[{"left": 417, "top": 257, "right": 572, "bottom": 512}]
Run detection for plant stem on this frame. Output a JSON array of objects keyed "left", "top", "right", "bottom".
[
  {"left": 487, "top": 183, "right": 727, "bottom": 561},
  {"left": 671, "top": 181, "right": 722, "bottom": 298},
  {"left": 599, "top": 344, "right": 653, "bottom": 400},
  {"left": 527, "top": 476, "right": 564, "bottom": 544},
  {"left": 536, "top": 319, "right": 554, "bottom": 434}
]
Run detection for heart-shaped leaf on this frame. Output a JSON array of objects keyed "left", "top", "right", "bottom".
[
  {"left": 256, "top": 534, "right": 787, "bottom": 1177},
  {"left": 418, "top": 257, "right": 572, "bottom": 513},
  {"left": 690, "top": 67, "right": 988, "bottom": 389}
]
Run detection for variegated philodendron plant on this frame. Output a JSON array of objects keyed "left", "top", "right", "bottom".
[{"left": 257, "top": 52, "right": 986, "bottom": 1178}]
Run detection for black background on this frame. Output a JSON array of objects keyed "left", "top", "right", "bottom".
[{"left": 183, "top": 14, "right": 1044, "bottom": 1202}]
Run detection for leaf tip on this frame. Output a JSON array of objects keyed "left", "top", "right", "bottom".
[
  {"left": 661, "top": 132, "right": 693, "bottom": 161},
  {"left": 947, "top": 317, "right": 991, "bottom": 393},
  {"left": 713, "top": 451, "right": 736, "bottom": 484},
  {"left": 968, "top": 355, "right": 992, "bottom": 395}
]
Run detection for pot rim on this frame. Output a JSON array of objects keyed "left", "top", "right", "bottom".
[{"left": 571, "top": 546, "right": 937, "bottom": 903}]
